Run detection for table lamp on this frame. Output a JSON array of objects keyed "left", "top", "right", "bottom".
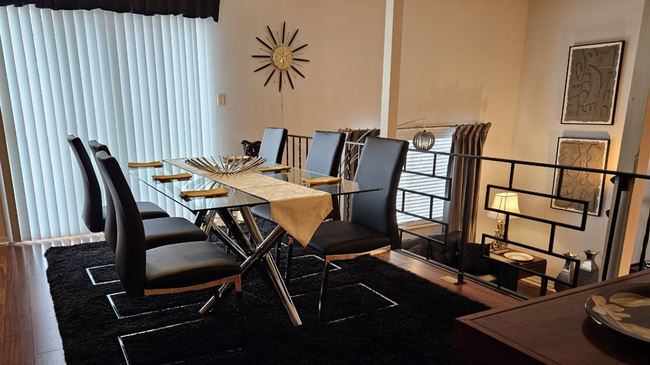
[{"left": 486, "top": 192, "right": 520, "bottom": 252}]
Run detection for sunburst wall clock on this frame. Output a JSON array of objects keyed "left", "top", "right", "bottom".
[{"left": 252, "top": 22, "right": 310, "bottom": 92}]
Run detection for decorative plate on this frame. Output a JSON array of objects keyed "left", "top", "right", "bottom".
[
  {"left": 585, "top": 283, "right": 650, "bottom": 342},
  {"left": 503, "top": 252, "right": 534, "bottom": 262}
]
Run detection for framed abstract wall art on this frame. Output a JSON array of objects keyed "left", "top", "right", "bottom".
[
  {"left": 552, "top": 137, "right": 610, "bottom": 216},
  {"left": 561, "top": 41, "right": 624, "bottom": 125}
]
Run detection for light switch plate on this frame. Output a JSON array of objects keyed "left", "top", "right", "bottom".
[{"left": 217, "top": 94, "right": 226, "bottom": 106}]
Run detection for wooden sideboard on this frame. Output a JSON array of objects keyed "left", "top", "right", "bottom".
[{"left": 453, "top": 269, "right": 650, "bottom": 364}]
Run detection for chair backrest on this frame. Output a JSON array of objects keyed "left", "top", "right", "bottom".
[
  {"left": 67, "top": 135, "right": 104, "bottom": 232},
  {"left": 88, "top": 140, "right": 119, "bottom": 252},
  {"left": 350, "top": 137, "right": 409, "bottom": 248},
  {"left": 258, "top": 127, "right": 288, "bottom": 164},
  {"left": 88, "top": 140, "right": 111, "bottom": 156},
  {"left": 95, "top": 150, "right": 146, "bottom": 297},
  {"left": 304, "top": 131, "right": 346, "bottom": 177}
]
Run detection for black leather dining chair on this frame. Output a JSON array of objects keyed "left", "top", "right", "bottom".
[
  {"left": 303, "top": 131, "right": 347, "bottom": 177},
  {"left": 258, "top": 127, "right": 288, "bottom": 164},
  {"left": 291, "top": 136, "right": 408, "bottom": 320},
  {"left": 251, "top": 130, "right": 345, "bottom": 222},
  {"left": 251, "top": 130, "right": 346, "bottom": 276},
  {"left": 87, "top": 140, "right": 208, "bottom": 252},
  {"left": 67, "top": 135, "right": 169, "bottom": 233},
  {"left": 94, "top": 150, "right": 243, "bottom": 314}
]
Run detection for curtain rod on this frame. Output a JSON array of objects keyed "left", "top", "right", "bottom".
[
  {"left": 397, "top": 123, "right": 459, "bottom": 130},
  {"left": 338, "top": 123, "right": 461, "bottom": 133}
]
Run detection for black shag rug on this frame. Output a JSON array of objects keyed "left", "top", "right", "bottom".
[{"left": 45, "top": 222, "right": 489, "bottom": 364}]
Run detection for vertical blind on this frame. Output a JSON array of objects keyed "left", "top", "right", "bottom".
[{"left": 0, "top": 5, "right": 217, "bottom": 240}]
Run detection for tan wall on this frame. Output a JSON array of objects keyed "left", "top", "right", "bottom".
[
  {"left": 398, "top": 0, "right": 528, "bottom": 160},
  {"left": 510, "top": 0, "right": 645, "bottom": 276},
  {"left": 397, "top": 0, "right": 530, "bottom": 243},
  {"left": 207, "top": 0, "right": 646, "bottom": 279},
  {"left": 209, "top": 0, "right": 386, "bottom": 156},
  {"left": 209, "top": 0, "right": 534, "bottom": 249}
]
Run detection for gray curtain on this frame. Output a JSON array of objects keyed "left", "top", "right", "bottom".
[{"left": 443, "top": 123, "right": 491, "bottom": 241}]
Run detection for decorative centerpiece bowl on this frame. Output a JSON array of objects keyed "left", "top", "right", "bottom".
[{"left": 185, "top": 156, "right": 267, "bottom": 175}]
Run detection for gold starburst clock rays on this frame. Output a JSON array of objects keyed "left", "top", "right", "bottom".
[{"left": 252, "top": 22, "right": 310, "bottom": 92}]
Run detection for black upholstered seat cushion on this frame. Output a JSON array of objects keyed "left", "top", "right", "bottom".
[
  {"left": 104, "top": 202, "right": 169, "bottom": 222},
  {"left": 145, "top": 241, "right": 241, "bottom": 290},
  {"left": 89, "top": 139, "right": 170, "bottom": 226},
  {"left": 96, "top": 150, "right": 242, "bottom": 297},
  {"left": 136, "top": 202, "right": 169, "bottom": 220},
  {"left": 250, "top": 204, "right": 272, "bottom": 222},
  {"left": 251, "top": 196, "right": 338, "bottom": 225},
  {"left": 89, "top": 139, "right": 205, "bottom": 253},
  {"left": 308, "top": 220, "right": 391, "bottom": 256},
  {"left": 143, "top": 217, "right": 208, "bottom": 250}
]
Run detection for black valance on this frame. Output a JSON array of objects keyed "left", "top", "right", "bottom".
[{"left": 0, "top": 0, "right": 221, "bottom": 21}]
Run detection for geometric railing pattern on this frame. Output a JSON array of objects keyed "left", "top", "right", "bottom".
[{"left": 282, "top": 134, "right": 650, "bottom": 299}]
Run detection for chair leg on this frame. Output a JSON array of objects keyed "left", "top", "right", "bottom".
[
  {"left": 234, "top": 277, "right": 247, "bottom": 345},
  {"left": 234, "top": 277, "right": 245, "bottom": 320},
  {"left": 200, "top": 289, "right": 222, "bottom": 315},
  {"left": 318, "top": 259, "right": 331, "bottom": 321},
  {"left": 284, "top": 237, "right": 295, "bottom": 283},
  {"left": 276, "top": 241, "right": 282, "bottom": 264}
]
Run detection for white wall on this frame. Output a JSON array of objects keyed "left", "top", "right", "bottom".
[
  {"left": 510, "top": 0, "right": 645, "bottom": 276},
  {"left": 210, "top": 0, "right": 386, "bottom": 156}
]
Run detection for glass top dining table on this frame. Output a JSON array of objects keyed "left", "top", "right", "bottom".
[
  {"left": 128, "top": 159, "right": 379, "bottom": 326},
  {"left": 128, "top": 161, "right": 371, "bottom": 215}
]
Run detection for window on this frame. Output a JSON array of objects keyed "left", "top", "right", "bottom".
[
  {"left": 0, "top": 5, "right": 216, "bottom": 240},
  {"left": 396, "top": 127, "right": 454, "bottom": 226}
]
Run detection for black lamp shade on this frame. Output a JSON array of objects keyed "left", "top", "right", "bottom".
[{"left": 413, "top": 130, "right": 435, "bottom": 150}]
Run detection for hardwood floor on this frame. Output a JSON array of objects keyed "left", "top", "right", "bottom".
[
  {"left": 1, "top": 234, "right": 104, "bottom": 365},
  {"left": 0, "top": 236, "right": 521, "bottom": 365}
]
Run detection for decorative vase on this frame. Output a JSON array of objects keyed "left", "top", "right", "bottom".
[
  {"left": 241, "top": 140, "right": 261, "bottom": 157},
  {"left": 577, "top": 250, "right": 600, "bottom": 286},
  {"left": 554, "top": 252, "right": 579, "bottom": 292}
]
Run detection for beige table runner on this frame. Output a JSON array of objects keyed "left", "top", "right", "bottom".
[{"left": 165, "top": 158, "right": 332, "bottom": 245}]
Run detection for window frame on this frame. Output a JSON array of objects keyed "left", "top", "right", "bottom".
[{"left": 396, "top": 127, "right": 455, "bottom": 229}]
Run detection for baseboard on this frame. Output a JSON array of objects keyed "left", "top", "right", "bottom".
[{"left": 17, "top": 232, "right": 105, "bottom": 245}]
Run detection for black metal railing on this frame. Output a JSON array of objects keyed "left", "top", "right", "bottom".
[
  {"left": 284, "top": 134, "right": 312, "bottom": 170},
  {"left": 283, "top": 134, "right": 364, "bottom": 221},
  {"left": 396, "top": 148, "right": 650, "bottom": 298},
  {"left": 281, "top": 134, "right": 650, "bottom": 299}
]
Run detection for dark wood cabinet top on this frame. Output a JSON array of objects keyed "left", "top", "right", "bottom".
[{"left": 454, "top": 270, "right": 650, "bottom": 364}]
